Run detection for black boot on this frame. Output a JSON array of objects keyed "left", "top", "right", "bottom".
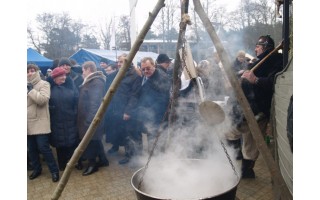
[
  {"left": 227, "top": 139, "right": 243, "bottom": 160},
  {"left": 82, "top": 161, "right": 98, "bottom": 176},
  {"left": 29, "top": 170, "right": 42, "bottom": 180},
  {"left": 107, "top": 145, "right": 119, "bottom": 154},
  {"left": 75, "top": 160, "right": 83, "bottom": 170},
  {"left": 82, "top": 165, "right": 98, "bottom": 176},
  {"left": 118, "top": 156, "right": 130, "bottom": 165},
  {"left": 241, "top": 159, "right": 256, "bottom": 179},
  {"left": 51, "top": 172, "right": 59, "bottom": 182}
]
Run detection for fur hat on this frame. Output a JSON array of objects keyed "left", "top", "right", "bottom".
[
  {"left": 58, "top": 57, "right": 73, "bottom": 67},
  {"left": 51, "top": 67, "right": 67, "bottom": 79},
  {"left": 156, "top": 54, "right": 172, "bottom": 64}
]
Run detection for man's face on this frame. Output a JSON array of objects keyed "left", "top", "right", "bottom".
[
  {"left": 61, "top": 64, "right": 71, "bottom": 74},
  {"left": 105, "top": 66, "right": 115, "bottom": 75},
  {"left": 141, "top": 60, "right": 156, "bottom": 78},
  {"left": 255, "top": 45, "right": 264, "bottom": 57},
  {"left": 160, "top": 61, "right": 171, "bottom": 69},
  {"left": 100, "top": 62, "right": 108, "bottom": 69},
  {"left": 82, "top": 67, "right": 91, "bottom": 79},
  {"left": 117, "top": 57, "right": 125, "bottom": 68}
]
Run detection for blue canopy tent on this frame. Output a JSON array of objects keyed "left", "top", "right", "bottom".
[
  {"left": 27, "top": 48, "right": 53, "bottom": 75},
  {"left": 69, "top": 48, "right": 159, "bottom": 69}
]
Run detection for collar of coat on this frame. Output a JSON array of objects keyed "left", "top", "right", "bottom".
[
  {"left": 47, "top": 75, "right": 74, "bottom": 90},
  {"left": 27, "top": 72, "right": 41, "bottom": 85},
  {"left": 82, "top": 71, "right": 106, "bottom": 86}
]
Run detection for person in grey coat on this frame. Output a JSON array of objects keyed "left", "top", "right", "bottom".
[{"left": 77, "top": 61, "right": 109, "bottom": 176}]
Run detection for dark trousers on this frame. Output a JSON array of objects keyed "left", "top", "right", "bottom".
[
  {"left": 97, "top": 140, "right": 108, "bottom": 164},
  {"left": 27, "top": 134, "right": 59, "bottom": 174},
  {"left": 56, "top": 144, "right": 77, "bottom": 170},
  {"left": 124, "top": 119, "right": 143, "bottom": 158},
  {"left": 83, "top": 140, "right": 107, "bottom": 166},
  {"left": 106, "top": 115, "right": 126, "bottom": 147}
]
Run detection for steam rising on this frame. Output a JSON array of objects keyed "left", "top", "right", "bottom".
[
  {"left": 131, "top": 27, "right": 244, "bottom": 197},
  {"left": 133, "top": 109, "right": 241, "bottom": 199}
]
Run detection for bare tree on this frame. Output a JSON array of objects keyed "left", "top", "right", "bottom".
[
  {"left": 100, "top": 19, "right": 113, "bottom": 49},
  {"left": 117, "top": 15, "right": 131, "bottom": 50},
  {"left": 27, "top": 24, "right": 41, "bottom": 52},
  {"left": 28, "top": 12, "right": 86, "bottom": 58}
]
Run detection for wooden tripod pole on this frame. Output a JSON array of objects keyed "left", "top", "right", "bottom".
[
  {"left": 167, "top": 0, "right": 190, "bottom": 147},
  {"left": 193, "top": 0, "right": 292, "bottom": 199},
  {"left": 50, "top": 1, "right": 165, "bottom": 199}
]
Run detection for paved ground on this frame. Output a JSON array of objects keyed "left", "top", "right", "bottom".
[{"left": 27, "top": 136, "right": 275, "bottom": 200}]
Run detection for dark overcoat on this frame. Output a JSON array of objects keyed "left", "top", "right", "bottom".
[
  {"left": 104, "top": 67, "right": 142, "bottom": 144},
  {"left": 47, "top": 76, "right": 79, "bottom": 147},
  {"left": 77, "top": 71, "right": 106, "bottom": 140},
  {"left": 248, "top": 49, "right": 283, "bottom": 117},
  {"left": 135, "top": 68, "right": 171, "bottom": 128}
]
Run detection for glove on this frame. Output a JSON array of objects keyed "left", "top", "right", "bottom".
[{"left": 27, "top": 83, "right": 33, "bottom": 93}]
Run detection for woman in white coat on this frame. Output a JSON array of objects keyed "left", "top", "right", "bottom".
[{"left": 27, "top": 64, "right": 59, "bottom": 182}]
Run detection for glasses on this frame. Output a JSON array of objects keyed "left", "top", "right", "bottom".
[{"left": 141, "top": 67, "right": 152, "bottom": 72}]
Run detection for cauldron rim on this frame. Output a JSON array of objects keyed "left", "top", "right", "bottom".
[{"left": 131, "top": 162, "right": 240, "bottom": 200}]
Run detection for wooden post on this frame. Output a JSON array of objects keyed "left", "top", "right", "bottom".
[
  {"left": 167, "top": 0, "right": 190, "bottom": 148},
  {"left": 193, "top": 0, "right": 292, "bottom": 199},
  {"left": 50, "top": 0, "right": 165, "bottom": 199}
]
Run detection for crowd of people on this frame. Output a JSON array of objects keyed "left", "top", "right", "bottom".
[{"left": 27, "top": 34, "right": 284, "bottom": 182}]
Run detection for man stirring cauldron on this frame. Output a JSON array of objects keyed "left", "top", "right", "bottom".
[{"left": 227, "top": 35, "right": 283, "bottom": 178}]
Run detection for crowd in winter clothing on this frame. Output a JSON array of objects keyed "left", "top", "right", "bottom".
[{"left": 27, "top": 35, "right": 284, "bottom": 183}]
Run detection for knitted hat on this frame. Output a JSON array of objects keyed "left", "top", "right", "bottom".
[
  {"left": 58, "top": 57, "right": 73, "bottom": 67},
  {"left": 156, "top": 54, "right": 172, "bottom": 64},
  {"left": 51, "top": 67, "right": 67, "bottom": 79}
]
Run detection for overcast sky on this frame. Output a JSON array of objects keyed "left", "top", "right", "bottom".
[
  {"left": 28, "top": 0, "right": 162, "bottom": 30},
  {"left": 27, "top": 0, "right": 239, "bottom": 31}
]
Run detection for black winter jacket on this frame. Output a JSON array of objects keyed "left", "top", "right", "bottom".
[
  {"left": 47, "top": 76, "right": 79, "bottom": 148},
  {"left": 135, "top": 68, "right": 171, "bottom": 127},
  {"left": 247, "top": 48, "right": 283, "bottom": 117}
]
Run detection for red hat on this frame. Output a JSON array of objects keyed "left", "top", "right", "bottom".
[{"left": 51, "top": 67, "right": 66, "bottom": 79}]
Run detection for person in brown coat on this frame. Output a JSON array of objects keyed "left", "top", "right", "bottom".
[
  {"left": 27, "top": 64, "right": 59, "bottom": 182},
  {"left": 77, "top": 61, "right": 109, "bottom": 176}
]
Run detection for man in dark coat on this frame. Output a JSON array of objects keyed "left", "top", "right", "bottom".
[
  {"left": 156, "top": 53, "right": 173, "bottom": 79},
  {"left": 47, "top": 67, "right": 79, "bottom": 171},
  {"left": 118, "top": 57, "right": 171, "bottom": 164},
  {"left": 227, "top": 35, "right": 283, "bottom": 179},
  {"left": 105, "top": 54, "right": 142, "bottom": 155},
  {"left": 58, "top": 57, "right": 83, "bottom": 91},
  {"left": 77, "top": 61, "right": 109, "bottom": 176}
]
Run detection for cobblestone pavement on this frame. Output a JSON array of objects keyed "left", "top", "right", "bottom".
[{"left": 27, "top": 137, "right": 274, "bottom": 200}]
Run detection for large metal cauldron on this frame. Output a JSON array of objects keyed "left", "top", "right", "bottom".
[{"left": 131, "top": 159, "right": 240, "bottom": 200}]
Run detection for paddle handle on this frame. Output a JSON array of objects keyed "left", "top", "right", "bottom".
[{"left": 250, "top": 40, "right": 283, "bottom": 72}]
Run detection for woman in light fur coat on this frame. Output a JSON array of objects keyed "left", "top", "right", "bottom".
[{"left": 27, "top": 64, "right": 59, "bottom": 182}]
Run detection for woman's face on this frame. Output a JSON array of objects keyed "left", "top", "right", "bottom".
[
  {"left": 237, "top": 55, "right": 246, "bottom": 63},
  {"left": 54, "top": 74, "right": 67, "bottom": 85},
  {"left": 27, "top": 68, "right": 37, "bottom": 77}
]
